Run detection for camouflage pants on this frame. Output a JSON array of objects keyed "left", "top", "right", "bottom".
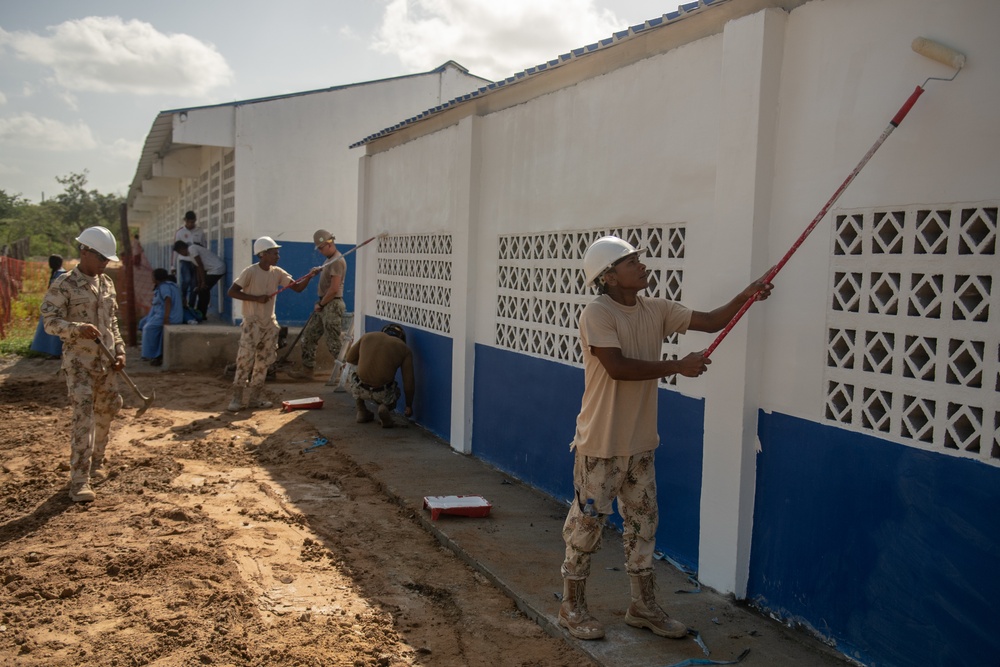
[
  {"left": 348, "top": 372, "right": 400, "bottom": 408},
  {"left": 64, "top": 364, "right": 122, "bottom": 484},
  {"left": 233, "top": 318, "right": 279, "bottom": 393},
  {"left": 561, "top": 450, "right": 658, "bottom": 579},
  {"left": 299, "top": 299, "right": 346, "bottom": 369}
]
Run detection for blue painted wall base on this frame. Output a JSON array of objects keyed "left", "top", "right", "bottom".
[
  {"left": 362, "top": 316, "right": 451, "bottom": 441},
  {"left": 751, "top": 411, "right": 1000, "bottom": 667},
  {"left": 472, "top": 345, "right": 703, "bottom": 571}
]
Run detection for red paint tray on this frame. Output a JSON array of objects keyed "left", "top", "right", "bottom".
[
  {"left": 281, "top": 396, "right": 324, "bottom": 412},
  {"left": 423, "top": 495, "right": 492, "bottom": 520}
]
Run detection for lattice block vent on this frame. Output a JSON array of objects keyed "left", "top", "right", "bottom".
[
  {"left": 825, "top": 204, "right": 999, "bottom": 464},
  {"left": 496, "top": 225, "right": 685, "bottom": 386},
  {"left": 375, "top": 234, "right": 452, "bottom": 334}
]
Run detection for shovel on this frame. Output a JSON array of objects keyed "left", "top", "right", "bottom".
[{"left": 94, "top": 339, "right": 155, "bottom": 417}]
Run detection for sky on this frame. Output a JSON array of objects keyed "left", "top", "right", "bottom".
[{"left": 0, "top": 0, "right": 684, "bottom": 203}]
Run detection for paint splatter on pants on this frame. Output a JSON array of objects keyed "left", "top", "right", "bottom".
[
  {"left": 348, "top": 373, "right": 401, "bottom": 408},
  {"left": 299, "top": 299, "right": 346, "bottom": 369},
  {"left": 232, "top": 318, "right": 279, "bottom": 393},
  {"left": 65, "top": 364, "right": 122, "bottom": 484},
  {"left": 561, "top": 450, "right": 658, "bottom": 580}
]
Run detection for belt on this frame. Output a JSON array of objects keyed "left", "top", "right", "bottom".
[{"left": 358, "top": 379, "right": 392, "bottom": 393}]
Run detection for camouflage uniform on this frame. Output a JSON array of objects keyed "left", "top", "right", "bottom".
[
  {"left": 298, "top": 254, "right": 347, "bottom": 370},
  {"left": 229, "top": 262, "right": 294, "bottom": 408},
  {"left": 232, "top": 318, "right": 280, "bottom": 395},
  {"left": 561, "top": 450, "right": 658, "bottom": 579},
  {"left": 348, "top": 371, "right": 401, "bottom": 407},
  {"left": 299, "top": 297, "right": 346, "bottom": 369},
  {"left": 561, "top": 295, "right": 691, "bottom": 582},
  {"left": 41, "top": 268, "right": 124, "bottom": 485}
]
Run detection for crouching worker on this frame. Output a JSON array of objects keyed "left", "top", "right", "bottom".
[
  {"left": 344, "top": 323, "right": 414, "bottom": 428},
  {"left": 559, "top": 236, "right": 772, "bottom": 641},
  {"left": 226, "top": 236, "right": 316, "bottom": 412},
  {"left": 41, "top": 226, "right": 126, "bottom": 502}
]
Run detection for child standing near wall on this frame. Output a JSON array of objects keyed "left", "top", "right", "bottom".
[{"left": 225, "top": 236, "right": 316, "bottom": 412}]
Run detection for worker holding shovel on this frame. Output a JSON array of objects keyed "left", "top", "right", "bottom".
[
  {"left": 40, "top": 226, "right": 126, "bottom": 503},
  {"left": 559, "top": 236, "right": 773, "bottom": 641}
]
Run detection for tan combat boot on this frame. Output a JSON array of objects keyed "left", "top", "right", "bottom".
[
  {"left": 69, "top": 481, "right": 96, "bottom": 502},
  {"left": 226, "top": 387, "right": 244, "bottom": 413},
  {"left": 89, "top": 462, "right": 107, "bottom": 485},
  {"left": 624, "top": 573, "right": 688, "bottom": 638},
  {"left": 558, "top": 578, "right": 605, "bottom": 640},
  {"left": 356, "top": 399, "right": 374, "bottom": 423},
  {"left": 377, "top": 404, "right": 394, "bottom": 428},
  {"left": 246, "top": 388, "right": 273, "bottom": 409},
  {"left": 285, "top": 364, "right": 313, "bottom": 381}
]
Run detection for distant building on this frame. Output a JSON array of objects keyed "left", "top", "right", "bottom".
[{"left": 126, "top": 62, "right": 489, "bottom": 323}]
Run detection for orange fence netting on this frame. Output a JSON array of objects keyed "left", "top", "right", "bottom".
[{"left": 0, "top": 255, "right": 153, "bottom": 342}]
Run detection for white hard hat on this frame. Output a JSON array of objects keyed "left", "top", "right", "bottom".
[
  {"left": 583, "top": 236, "right": 643, "bottom": 286},
  {"left": 253, "top": 236, "right": 281, "bottom": 256},
  {"left": 75, "top": 226, "right": 119, "bottom": 261}
]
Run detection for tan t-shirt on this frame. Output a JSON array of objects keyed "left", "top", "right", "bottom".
[
  {"left": 233, "top": 263, "right": 293, "bottom": 324},
  {"left": 318, "top": 255, "right": 346, "bottom": 298},
  {"left": 571, "top": 294, "right": 692, "bottom": 458}
]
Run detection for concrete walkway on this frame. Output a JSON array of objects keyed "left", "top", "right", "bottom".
[{"left": 266, "top": 380, "right": 852, "bottom": 667}]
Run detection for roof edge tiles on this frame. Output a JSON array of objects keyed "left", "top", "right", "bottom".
[{"left": 349, "top": 0, "right": 733, "bottom": 149}]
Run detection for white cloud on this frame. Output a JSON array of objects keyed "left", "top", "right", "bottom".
[
  {"left": 371, "top": 0, "right": 624, "bottom": 80},
  {"left": 0, "top": 162, "right": 21, "bottom": 175},
  {"left": 0, "top": 91, "right": 6, "bottom": 106},
  {"left": 107, "top": 137, "right": 143, "bottom": 161},
  {"left": 57, "top": 90, "right": 79, "bottom": 111},
  {"left": 339, "top": 25, "right": 362, "bottom": 41},
  {"left": 0, "top": 113, "right": 98, "bottom": 150},
  {"left": 2, "top": 16, "right": 233, "bottom": 96}
]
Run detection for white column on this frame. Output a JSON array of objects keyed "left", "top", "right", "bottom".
[
  {"left": 354, "top": 154, "right": 372, "bottom": 340},
  {"left": 699, "top": 7, "right": 786, "bottom": 597},
  {"left": 449, "top": 115, "right": 481, "bottom": 453}
]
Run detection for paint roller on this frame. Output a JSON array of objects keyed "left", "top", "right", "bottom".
[{"left": 703, "top": 37, "right": 967, "bottom": 360}]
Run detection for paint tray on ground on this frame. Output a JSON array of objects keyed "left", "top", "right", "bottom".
[
  {"left": 281, "top": 396, "right": 324, "bottom": 412},
  {"left": 423, "top": 495, "right": 492, "bottom": 520}
]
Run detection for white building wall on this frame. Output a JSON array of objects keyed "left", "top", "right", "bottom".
[
  {"left": 357, "top": 0, "right": 998, "bottom": 605},
  {"left": 761, "top": 0, "right": 998, "bottom": 423},
  {"left": 473, "top": 35, "right": 726, "bottom": 363},
  {"left": 232, "top": 70, "right": 487, "bottom": 264}
]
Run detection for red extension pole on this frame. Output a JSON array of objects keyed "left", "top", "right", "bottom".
[{"left": 703, "top": 85, "right": 926, "bottom": 359}]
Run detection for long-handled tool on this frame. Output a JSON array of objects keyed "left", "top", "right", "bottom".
[
  {"left": 271, "top": 232, "right": 387, "bottom": 365},
  {"left": 269, "top": 232, "right": 388, "bottom": 298},
  {"left": 275, "top": 311, "right": 315, "bottom": 366},
  {"left": 704, "top": 37, "right": 967, "bottom": 360},
  {"left": 95, "top": 339, "right": 155, "bottom": 416}
]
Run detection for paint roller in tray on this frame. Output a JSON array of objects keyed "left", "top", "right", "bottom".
[{"left": 704, "top": 37, "right": 967, "bottom": 359}]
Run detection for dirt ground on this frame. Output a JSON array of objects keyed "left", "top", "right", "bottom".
[{"left": 0, "top": 354, "right": 597, "bottom": 667}]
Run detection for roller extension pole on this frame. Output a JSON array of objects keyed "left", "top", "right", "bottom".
[
  {"left": 269, "top": 232, "right": 388, "bottom": 298},
  {"left": 703, "top": 37, "right": 966, "bottom": 359}
]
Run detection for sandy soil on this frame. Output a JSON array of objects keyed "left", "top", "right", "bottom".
[{"left": 0, "top": 354, "right": 596, "bottom": 667}]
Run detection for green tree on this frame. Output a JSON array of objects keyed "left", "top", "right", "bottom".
[
  {"left": 52, "top": 171, "right": 123, "bottom": 239},
  {"left": 0, "top": 172, "right": 123, "bottom": 258}
]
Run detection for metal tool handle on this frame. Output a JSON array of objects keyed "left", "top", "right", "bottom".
[{"left": 94, "top": 339, "right": 137, "bottom": 391}]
